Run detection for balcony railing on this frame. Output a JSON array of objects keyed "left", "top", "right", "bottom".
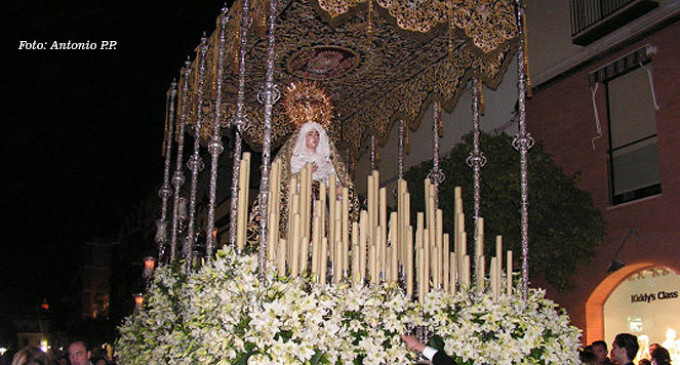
[{"left": 570, "top": 0, "right": 658, "bottom": 45}]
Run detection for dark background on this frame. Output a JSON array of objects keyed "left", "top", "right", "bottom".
[{"left": 2, "top": 0, "right": 229, "bottom": 327}]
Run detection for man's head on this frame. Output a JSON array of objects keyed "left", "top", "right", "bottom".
[
  {"left": 649, "top": 343, "right": 660, "bottom": 356},
  {"left": 611, "top": 333, "right": 639, "bottom": 364},
  {"left": 68, "top": 340, "right": 91, "bottom": 365},
  {"left": 591, "top": 340, "right": 608, "bottom": 362}
]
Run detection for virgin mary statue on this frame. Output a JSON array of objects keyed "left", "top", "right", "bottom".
[{"left": 248, "top": 81, "right": 359, "bottom": 242}]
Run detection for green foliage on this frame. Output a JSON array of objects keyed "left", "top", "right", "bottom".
[{"left": 404, "top": 132, "right": 606, "bottom": 291}]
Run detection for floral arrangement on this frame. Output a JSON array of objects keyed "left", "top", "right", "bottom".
[{"left": 116, "top": 247, "right": 581, "bottom": 364}]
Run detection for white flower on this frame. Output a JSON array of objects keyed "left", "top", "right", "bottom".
[{"left": 117, "top": 247, "right": 580, "bottom": 365}]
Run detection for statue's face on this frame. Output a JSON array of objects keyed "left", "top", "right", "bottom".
[{"left": 305, "top": 129, "right": 320, "bottom": 151}]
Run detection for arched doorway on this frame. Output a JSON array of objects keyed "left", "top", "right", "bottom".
[{"left": 585, "top": 263, "right": 680, "bottom": 362}]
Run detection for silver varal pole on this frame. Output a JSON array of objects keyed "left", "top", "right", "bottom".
[
  {"left": 205, "top": 6, "right": 230, "bottom": 259},
  {"left": 169, "top": 60, "right": 192, "bottom": 263},
  {"left": 156, "top": 81, "right": 177, "bottom": 264},
  {"left": 184, "top": 35, "right": 209, "bottom": 272},
  {"left": 370, "top": 135, "right": 376, "bottom": 171},
  {"left": 513, "top": 0, "right": 534, "bottom": 302},
  {"left": 467, "top": 76, "right": 486, "bottom": 239},
  {"left": 257, "top": 0, "right": 281, "bottom": 277},
  {"left": 398, "top": 119, "right": 405, "bottom": 179},
  {"left": 229, "top": 0, "right": 251, "bottom": 248}
]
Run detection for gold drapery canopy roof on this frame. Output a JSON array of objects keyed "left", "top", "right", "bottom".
[{"left": 181, "top": 0, "right": 518, "bottom": 160}]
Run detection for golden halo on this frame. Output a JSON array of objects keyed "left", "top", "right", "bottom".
[{"left": 283, "top": 81, "right": 334, "bottom": 129}]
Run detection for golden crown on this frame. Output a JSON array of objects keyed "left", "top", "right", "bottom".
[{"left": 283, "top": 81, "right": 334, "bottom": 129}]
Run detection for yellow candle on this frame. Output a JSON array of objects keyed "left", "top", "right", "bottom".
[
  {"left": 423, "top": 228, "right": 430, "bottom": 291},
  {"left": 369, "top": 244, "right": 376, "bottom": 285},
  {"left": 406, "top": 226, "right": 414, "bottom": 299},
  {"left": 418, "top": 246, "right": 425, "bottom": 304},
  {"left": 328, "top": 176, "right": 337, "bottom": 253},
  {"left": 367, "top": 175, "right": 374, "bottom": 240},
  {"left": 389, "top": 212, "right": 398, "bottom": 283},
  {"left": 507, "top": 250, "right": 513, "bottom": 296},
  {"left": 352, "top": 222, "right": 359, "bottom": 283},
  {"left": 342, "top": 187, "right": 349, "bottom": 273},
  {"left": 475, "top": 217, "right": 484, "bottom": 279},
  {"left": 379, "top": 186, "right": 387, "bottom": 241},
  {"left": 443, "top": 233, "right": 450, "bottom": 292},
  {"left": 435, "top": 209, "right": 443, "bottom": 288},
  {"left": 495, "top": 236, "right": 502, "bottom": 288},
  {"left": 334, "top": 237, "right": 342, "bottom": 283},
  {"left": 268, "top": 211, "right": 277, "bottom": 260},
  {"left": 300, "top": 235, "right": 309, "bottom": 275},
  {"left": 478, "top": 255, "right": 485, "bottom": 292},
  {"left": 312, "top": 216, "right": 320, "bottom": 278},
  {"left": 278, "top": 238, "right": 287, "bottom": 277},
  {"left": 319, "top": 182, "right": 326, "bottom": 239},
  {"left": 320, "top": 237, "right": 328, "bottom": 284},
  {"left": 463, "top": 255, "right": 470, "bottom": 289},
  {"left": 432, "top": 245, "right": 439, "bottom": 289},
  {"left": 450, "top": 252, "right": 457, "bottom": 294},
  {"left": 290, "top": 214, "right": 301, "bottom": 278},
  {"left": 374, "top": 225, "right": 382, "bottom": 281},
  {"left": 236, "top": 157, "right": 249, "bottom": 251},
  {"left": 288, "top": 195, "right": 299, "bottom": 259},
  {"left": 359, "top": 210, "right": 368, "bottom": 283},
  {"left": 300, "top": 165, "right": 309, "bottom": 241},
  {"left": 490, "top": 257, "right": 498, "bottom": 300}
]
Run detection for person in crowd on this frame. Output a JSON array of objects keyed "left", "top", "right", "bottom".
[
  {"left": 580, "top": 349, "right": 598, "bottom": 364},
  {"left": 10, "top": 347, "right": 49, "bottom": 365},
  {"left": 67, "top": 340, "right": 92, "bottom": 365},
  {"left": 90, "top": 357, "right": 107, "bottom": 365},
  {"left": 610, "top": 333, "right": 639, "bottom": 365},
  {"left": 591, "top": 340, "right": 614, "bottom": 364},
  {"left": 401, "top": 334, "right": 456, "bottom": 365},
  {"left": 651, "top": 345, "right": 672, "bottom": 365},
  {"left": 639, "top": 359, "right": 652, "bottom": 365}
]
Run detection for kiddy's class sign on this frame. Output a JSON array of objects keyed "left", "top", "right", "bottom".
[{"left": 631, "top": 290, "right": 679, "bottom": 303}]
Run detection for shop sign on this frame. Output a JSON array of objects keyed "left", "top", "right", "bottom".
[{"left": 631, "top": 290, "right": 679, "bottom": 303}]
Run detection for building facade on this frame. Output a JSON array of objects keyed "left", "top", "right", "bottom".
[{"left": 526, "top": 0, "right": 680, "bottom": 353}]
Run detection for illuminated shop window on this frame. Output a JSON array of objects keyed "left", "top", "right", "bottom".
[{"left": 603, "top": 267, "right": 680, "bottom": 362}]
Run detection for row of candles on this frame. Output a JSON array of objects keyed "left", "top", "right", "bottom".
[{"left": 232, "top": 153, "right": 514, "bottom": 301}]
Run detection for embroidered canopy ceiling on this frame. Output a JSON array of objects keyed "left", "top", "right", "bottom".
[{"left": 182, "top": 0, "right": 518, "bottom": 159}]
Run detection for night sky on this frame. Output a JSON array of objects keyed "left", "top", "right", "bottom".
[{"left": 2, "top": 1, "right": 229, "bottom": 317}]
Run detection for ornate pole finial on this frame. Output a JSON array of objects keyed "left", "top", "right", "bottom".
[{"left": 428, "top": 101, "right": 445, "bottom": 208}]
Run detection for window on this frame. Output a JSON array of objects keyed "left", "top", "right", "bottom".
[
  {"left": 606, "top": 67, "right": 661, "bottom": 204},
  {"left": 591, "top": 46, "right": 660, "bottom": 205}
]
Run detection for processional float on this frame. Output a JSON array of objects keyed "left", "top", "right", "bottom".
[{"left": 154, "top": 0, "right": 533, "bottom": 304}]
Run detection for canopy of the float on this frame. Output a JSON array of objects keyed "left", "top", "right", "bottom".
[{"left": 183, "top": 0, "right": 518, "bottom": 159}]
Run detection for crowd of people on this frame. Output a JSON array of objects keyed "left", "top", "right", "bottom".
[
  {"left": 578, "top": 334, "right": 674, "bottom": 365},
  {"left": 2, "top": 328, "right": 674, "bottom": 364},
  {"left": 6, "top": 340, "right": 115, "bottom": 365},
  {"left": 401, "top": 331, "right": 673, "bottom": 365}
]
